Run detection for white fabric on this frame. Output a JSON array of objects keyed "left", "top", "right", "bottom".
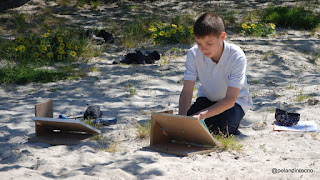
[{"left": 184, "top": 41, "right": 253, "bottom": 113}]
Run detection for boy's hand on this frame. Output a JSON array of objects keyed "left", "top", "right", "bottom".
[{"left": 192, "top": 110, "right": 208, "bottom": 120}]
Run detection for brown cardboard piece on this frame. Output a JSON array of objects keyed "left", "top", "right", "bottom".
[
  {"left": 147, "top": 111, "right": 219, "bottom": 156},
  {"left": 29, "top": 100, "right": 100, "bottom": 145}
]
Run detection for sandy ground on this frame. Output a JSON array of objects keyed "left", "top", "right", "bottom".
[{"left": 1, "top": 0, "right": 320, "bottom": 179}]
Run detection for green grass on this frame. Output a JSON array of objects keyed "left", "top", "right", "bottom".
[
  {"left": 136, "top": 120, "right": 151, "bottom": 139},
  {"left": 214, "top": 133, "right": 243, "bottom": 152}
]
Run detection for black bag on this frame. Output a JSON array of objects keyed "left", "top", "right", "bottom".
[{"left": 84, "top": 106, "right": 103, "bottom": 120}]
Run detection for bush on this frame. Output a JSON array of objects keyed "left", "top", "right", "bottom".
[{"left": 263, "top": 6, "right": 320, "bottom": 30}]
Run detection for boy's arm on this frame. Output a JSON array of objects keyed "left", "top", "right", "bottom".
[
  {"left": 178, "top": 80, "right": 195, "bottom": 116},
  {"left": 192, "top": 86, "right": 240, "bottom": 120}
]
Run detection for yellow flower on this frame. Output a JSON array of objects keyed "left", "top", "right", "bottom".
[
  {"left": 149, "top": 27, "right": 157, "bottom": 32},
  {"left": 33, "top": 52, "right": 39, "bottom": 58},
  {"left": 153, "top": 41, "right": 159, "bottom": 45},
  {"left": 57, "top": 55, "right": 63, "bottom": 61},
  {"left": 57, "top": 47, "right": 65, "bottom": 55},
  {"left": 159, "top": 31, "right": 165, "bottom": 36},
  {"left": 172, "top": 24, "right": 177, "bottom": 28},
  {"left": 165, "top": 32, "right": 171, "bottom": 37},
  {"left": 251, "top": 23, "right": 256, "bottom": 29},
  {"left": 47, "top": 29, "right": 51, "bottom": 33},
  {"left": 47, "top": 45, "right": 51, "bottom": 48},
  {"left": 66, "top": 42, "right": 72, "bottom": 49},
  {"left": 269, "top": 23, "right": 276, "bottom": 29},
  {"left": 242, "top": 23, "right": 248, "bottom": 29},
  {"left": 149, "top": 22, "right": 155, "bottom": 27},
  {"left": 59, "top": 43, "right": 65, "bottom": 48},
  {"left": 178, "top": 26, "right": 184, "bottom": 32},
  {"left": 40, "top": 41, "right": 45, "bottom": 46},
  {"left": 74, "top": 45, "right": 79, "bottom": 51},
  {"left": 57, "top": 37, "right": 63, "bottom": 43},
  {"left": 18, "top": 45, "right": 26, "bottom": 52},
  {"left": 151, "top": 33, "right": 157, "bottom": 39},
  {"left": 70, "top": 51, "right": 77, "bottom": 57},
  {"left": 171, "top": 29, "right": 177, "bottom": 34},
  {"left": 16, "top": 37, "right": 24, "bottom": 44},
  {"left": 44, "top": 32, "right": 50, "bottom": 38},
  {"left": 47, "top": 52, "right": 53, "bottom": 58},
  {"left": 157, "top": 22, "right": 163, "bottom": 27},
  {"left": 39, "top": 45, "right": 47, "bottom": 52},
  {"left": 148, "top": 26, "right": 155, "bottom": 31}
]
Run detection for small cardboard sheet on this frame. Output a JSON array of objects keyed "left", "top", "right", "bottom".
[
  {"left": 147, "top": 111, "right": 219, "bottom": 156},
  {"left": 274, "top": 121, "right": 318, "bottom": 132},
  {"left": 29, "top": 100, "right": 100, "bottom": 145},
  {"left": 30, "top": 117, "right": 101, "bottom": 145}
]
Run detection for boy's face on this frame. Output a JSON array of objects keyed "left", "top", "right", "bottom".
[{"left": 194, "top": 32, "right": 226, "bottom": 60}]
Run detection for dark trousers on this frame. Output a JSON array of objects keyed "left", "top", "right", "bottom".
[{"left": 187, "top": 97, "right": 245, "bottom": 135}]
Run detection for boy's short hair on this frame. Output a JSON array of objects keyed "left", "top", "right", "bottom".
[{"left": 193, "top": 13, "right": 225, "bottom": 38}]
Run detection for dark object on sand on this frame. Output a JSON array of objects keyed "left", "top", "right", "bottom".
[
  {"left": 113, "top": 50, "right": 160, "bottom": 64},
  {"left": 84, "top": 106, "right": 103, "bottom": 120},
  {"left": 97, "top": 30, "right": 115, "bottom": 43},
  {"left": 84, "top": 29, "right": 114, "bottom": 44},
  {"left": 275, "top": 108, "right": 300, "bottom": 126}
]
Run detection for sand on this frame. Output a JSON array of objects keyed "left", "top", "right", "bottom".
[{"left": 1, "top": 0, "right": 320, "bottom": 179}]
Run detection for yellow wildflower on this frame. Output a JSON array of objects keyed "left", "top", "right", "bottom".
[
  {"left": 148, "top": 26, "right": 155, "bottom": 31},
  {"left": 171, "top": 29, "right": 177, "bottom": 34},
  {"left": 57, "top": 55, "right": 63, "bottom": 61},
  {"left": 269, "top": 23, "right": 276, "bottom": 29},
  {"left": 251, "top": 23, "right": 256, "bottom": 29},
  {"left": 19, "top": 45, "right": 26, "bottom": 52},
  {"left": 151, "top": 33, "right": 157, "bottom": 39},
  {"left": 159, "top": 31, "right": 165, "bottom": 36},
  {"left": 39, "top": 45, "right": 47, "bottom": 52},
  {"left": 157, "top": 22, "right": 163, "bottom": 27},
  {"left": 242, "top": 23, "right": 248, "bottom": 29},
  {"left": 40, "top": 41, "right": 45, "bottom": 46},
  {"left": 57, "top": 47, "right": 65, "bottom": 55},
  {"left": 70, "top": 51, "right": 77, "bottom": 57},
  {"left": 74, "top": 45, "right": 79, "bottom": 51},
  {"left": 44, "top": 32, "right": 50, "bottom": 38},
  {"left": 33, "top": 52, "right": 39, "bottom": 58},
  {"left": 178, "top": 26, "right": 184, "bottom": 32},
  {"left": 59, "top": 43, "right": 65, "bottom": 48},
  {"left": 66, "top": 42, "right": 72, "bottom": 49},
  {"left": 172, "top": 24, "right": 177, "bottom": 28},
  {"left": 149, "top": 22, "right": 155, "bottom": 27},
  {"left": 57, "top": 37, "right": 63, "bottom": 43},
  {"left": 165, "top": 32, "right": 171, "bottom": 37},
  {"left": 47, "top": 52, "right": 53, "bottom": 58}
]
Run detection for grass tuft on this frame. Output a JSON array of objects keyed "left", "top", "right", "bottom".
[{"left": 214, "top": 133, "right": 243, "bottom": 152}]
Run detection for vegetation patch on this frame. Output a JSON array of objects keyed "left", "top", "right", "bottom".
[{"left": 263, "top": 5, "right": 320, "bottom": 30}]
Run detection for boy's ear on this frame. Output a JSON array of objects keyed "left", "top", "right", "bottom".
[{"left": 220, "top": 32, "right": 226, "bottom": 40}]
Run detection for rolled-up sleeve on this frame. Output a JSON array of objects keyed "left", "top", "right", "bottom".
[{"left": 184, "top": 50, "right": 198, "bottom": 81}]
